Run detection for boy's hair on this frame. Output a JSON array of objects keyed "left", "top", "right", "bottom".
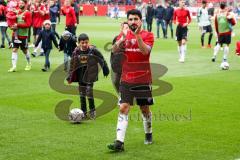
[
  {"left": 78, "top": 33, "right": 89, "bottom": 42},
  {"left": 127, "top": 9, "right": 142, "bottom": 20},
  {"left": 202, "top": 0, "right": 207, "bottom": 4}
]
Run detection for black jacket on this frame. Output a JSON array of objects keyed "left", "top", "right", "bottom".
[
  {"left": 164, "top": 6, "right": 174, "bottom": 22},
  {"left": 59, "top": 35, "right": 77, "bottom": 57},
  {"left": 68, "top": 46, "right": 109, "bottom": 83},
  {"left": 155, "top": 5, "right": 166, "bottom": 20},
  {"left": 146, "top": 6, "right": 155, "bottom": 23},
  {"left": 35, "top": 29, "right": 58, "bottom": 50}
]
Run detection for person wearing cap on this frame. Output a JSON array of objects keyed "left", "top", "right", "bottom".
[
  {"left": 35, "top": 20, "right": 58, "bottom": 72},
  {"left": 59, "top": 30, "right": 77, "bottom": 72}
]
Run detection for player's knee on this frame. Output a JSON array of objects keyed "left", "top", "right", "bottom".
[
  {"left": 12, "top": 48, "right": 18, "bottom": 52},
  {"left": 120, "top": 103, "right": 130, "bottom": 114},
  {"left": 140, "top": 105, "right": 150, "bottom": 114}
]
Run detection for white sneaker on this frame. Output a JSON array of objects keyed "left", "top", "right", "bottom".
[{"left": 179, "top": 58, "right": 185, "bottom": 63}]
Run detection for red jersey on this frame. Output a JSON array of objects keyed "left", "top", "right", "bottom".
[
  {"left": 62, "top": 6, "right": 77, "bottom": 26},
  {"left": 117, "top": 30, "right": 154, "bottom": 84},
  {"left": 32, "top": 4, "right": 45, "bottom": 28},
  {"left": 43, "top": 4, "right": 50, "bottom": 20},
  {"left": 236, "top": 41, "right": 240, "bottom": 55},
  {"left": 173, "top": 7, "right": 191, "bottom": 27},
  {"left": 16, "top": 10, "right": 32, "bottom": 39}
]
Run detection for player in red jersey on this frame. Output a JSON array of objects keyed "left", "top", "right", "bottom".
[
  {"left": 173, "top": 0, "right": 191, "bottom": 63},
  {"left": 31, "top": 0, "right": 46, "bottom": 57},
  {"left": 108, "top": 9, "right": 154, "bottom": 152},
  {"left": 62, "top": 0, "right": 77, "bottom": 36},
  {"left": 8, "top": 0, "right": 32, "bottom": 72}
]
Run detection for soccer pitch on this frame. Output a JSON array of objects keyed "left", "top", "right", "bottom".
[{"left": 0, "top": 16, "right": 240, "bottom": 160}]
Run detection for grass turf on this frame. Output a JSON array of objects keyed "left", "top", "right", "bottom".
[{"left": 0, "top": 16, "right": 240, "bottom": 160}]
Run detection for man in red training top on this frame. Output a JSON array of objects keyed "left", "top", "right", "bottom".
[
  {"left": 107, "top": 9, "right": 154, "bottom": 152},
  {"left": 62, "top": 0, "right": 77, "bottom": 36},
  {"left": 173, "top": 0, "right": 191, "bottom": 63},
  {"left": 8, "top": 0, "right": 32, "bottom": 72}
]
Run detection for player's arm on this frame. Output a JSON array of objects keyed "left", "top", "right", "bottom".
[
  {"left": 173, "top": 10, "right": 178, "bottom": 25},
  {"left": 51, "top": 32, "right": 59, "bottom": 48},
  {"left": 35, "top": 31, "right": 42, "bottom": 47},
  {"left": 93, "top": 48, "right": 110, "bottom": 77},
  {"left": 135, "top": 34, "right": 152, "bottom": 55},
  {"left": 187, "top": 10, "right": 192, "bottom": 25},
  {"left": 214, "top": 15, "right": 219, "bottom": 35},
  {"left": 112, "top": 34, "right": 125, "bottom": 53},
  {"left": 197, "top": 9, "right": 200, "bottom": 23},
  {"left": 71, "top": 8, "right": 77, "bottom": 26},
  {"left": 17, "top": 12, "right": 32, "bottom": 28}
]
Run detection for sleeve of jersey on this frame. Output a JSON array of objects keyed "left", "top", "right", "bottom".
[
  {"left": 71, "top": 8, "right": 77, "bottom": 24},
  {"left": 17, "top": 12, "right": 32, "bottom": 28},
  {"left": 144, "top": 32, "right": 154, "bottom": 51},
  {"left": 173, "top": 10, "right": 176, "bottom": 23},
  {"left": 187, "top": 10, "right": 192, "bottom": 24}
]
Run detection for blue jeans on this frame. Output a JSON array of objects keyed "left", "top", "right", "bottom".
[
  {"left": 64, "top": 52, "right": 71, "bottom": 71},
  {"left": 44, "top": 49, "right": 51, "bottom": 68},
  {"left": 156, "top": 19, "right": 166, "bottom": 38},
  {"left": 0, "top": 26, "right": 11, "bottom": 46},
  {"left": 142, "top": 19, "right": 147, "bottom": 30}
]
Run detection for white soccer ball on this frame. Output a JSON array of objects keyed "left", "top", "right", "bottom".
[
  {"left": 68, "top": 108, "right": 84, "bottom": 123},
  {"left": 220, "top": 62, "right": 230, "bottom": 70}
]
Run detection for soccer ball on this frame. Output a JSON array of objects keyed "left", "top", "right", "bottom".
[
  {"left": 220, "top": 62, "right": 229, "bottom": 70},
  {"left": 68, "top": 108, "right": 84, "bottom": 123}
]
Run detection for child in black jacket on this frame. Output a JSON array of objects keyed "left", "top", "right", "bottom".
[
  {"left": 35, "top": 20, "right": 58, "bottom": 72},
  {"left": 67, "top": 33, "right": 110, "bottom": 119}
]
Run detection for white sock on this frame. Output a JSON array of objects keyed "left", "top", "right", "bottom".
[
  {"left": 142, "top": 112, "right": 152, "bottom": 134},
  {"left": 25, "top": 51, "right": 30, "bottom": 64},
  {"left": 213, "top": 44, "right": 220, "bottom": 57},
  {"left": 11, "top": 52, "right": 18, "bottom": 68},
  {"left": 34, "top": 41, "right": 42, "bottom": 54},
  {"left": 116, "top": 113, "right": 128, "bottom": 142},
  {"left": 178, "top": 46, "right": 182, "bottom": 59},
  {"left": 223, "top": 46, "right": 229, "bottom": 61},
  {"left": 181, "top": 44, "right": 186, "bottom": 60}
]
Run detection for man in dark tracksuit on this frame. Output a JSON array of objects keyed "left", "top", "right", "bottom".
[
  {"left": 67, "top": 33, "right": 109, "bottom": 119},
  {"left": 155, "top": 3, "right": 166, "bottom": 38},
  {"left": 50, "top": 1, "right": 60, "bottom": 39},
  {"left": 146, "top": 2, "right": 155, "bottom": 32},
  {"left": 164, "top": 2, "right": 174, "bottom": 38}
]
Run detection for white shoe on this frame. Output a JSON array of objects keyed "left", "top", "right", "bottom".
[{"left": 179, "top": 58, "right": 185, "bottom": 63}]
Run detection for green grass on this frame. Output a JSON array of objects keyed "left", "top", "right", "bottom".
[{"left": 0, "top": 16, "right": 240, "bottom": 160}]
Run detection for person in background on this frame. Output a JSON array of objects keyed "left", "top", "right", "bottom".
[
  {"left": 173, "top": 0, "right": 191, "bottom": 63},
  {"left": 197, "top": 0, "right": 213, "bottom": 48},
  {"left": 164, "top": 1, "right": 174, "bottom": 38},
  {"left": 35, "top": 20, "right": 58, "bottom": 72},
  {"left": 62, "top": 0, "right": 77, "bottom": 35},
  {"left": 0, "top": 0, "right": 11, "bottom": 48},
  {"left": 155, "top": 1, "right": 166, "bottom": 38},
  {"left": 8, "top": 0, "right": 32, "bottom": 72},
  {"left": 59, "top": 30, "right": 77, "bottom": 72},
  {"left": 49, "top": 0, "right": 60, "bottom": 39},
  {"left": 138, "top": 2, "right": 147, "bottom": 30},
  {"left": 146, "top": 2, "right": 154, "bottom": 32}
]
